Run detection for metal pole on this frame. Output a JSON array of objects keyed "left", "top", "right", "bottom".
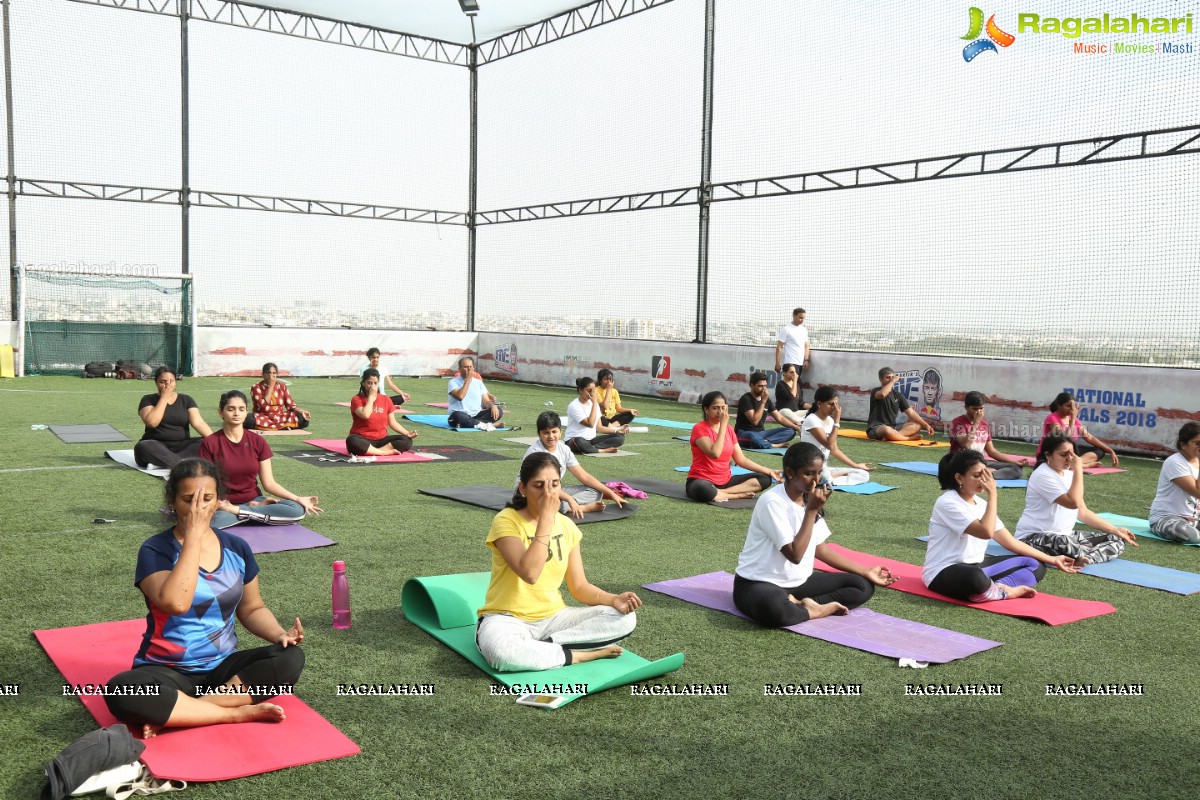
[
  {"left": 695, "top": 0, "right": 715, "bottom": 343},
  {"left": 466, "top": 36, "right": 478, "bottom": 332},
  {"left": 3, "top": 0, "right": 19, "bottom": 353},
  {"left": 180, "top": 5, "right": 192, "bottom": 373}
]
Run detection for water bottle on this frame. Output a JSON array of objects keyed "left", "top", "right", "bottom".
[{"left": 332, "top": 560, "right": 351, "bottom": 630}]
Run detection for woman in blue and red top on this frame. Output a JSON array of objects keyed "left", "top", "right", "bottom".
[
  {"left": 346, "top": 368, "right": 419, "bottom": 457},
  {"left": 104, "top": 458, "right": 305, "bottom": 738},
  {"left": 199, "top": 390, "right": 321, "bottom": 528},
  {"left": 686, "top": 391, "right": 781, "bottom": 503}
]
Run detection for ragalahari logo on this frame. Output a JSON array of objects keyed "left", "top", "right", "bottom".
[{"left": 961, "top": 7, "right": 1015, "bottom": 61}]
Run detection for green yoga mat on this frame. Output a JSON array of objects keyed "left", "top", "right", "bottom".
[
  {"left": 402, "top": 573, "right": 684, "bottom": 707},
  {"left": 1096, "top": 512, "right": 1200, "bottom": 546}
]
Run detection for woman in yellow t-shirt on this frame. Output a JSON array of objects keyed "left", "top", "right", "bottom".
[
  {"left": 596, "top": 369, "right": 639, "bottom": 426},
  {"left": 476, "top": 452, "right": 642, "bottom": 672}
]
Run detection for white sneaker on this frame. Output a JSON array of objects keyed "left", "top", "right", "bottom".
[
  {"left": 475, "top": 422, "right": 489, "bottom": 430},
  {"left": 484, "top": 423, "right": 497, "bottom": 431}
]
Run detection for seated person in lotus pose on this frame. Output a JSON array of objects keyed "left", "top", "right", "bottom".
[
  {"left": 104, "top": 458, "right": 304, "bottom": 738},
  {"left": 448, "top": 356, "right": 503, "bottom": 430},
  {"left": 1149, "top": 421, "right": 1200, "bottom": 544},
  {"left": 867, "top": 367, "right": 935, "bottom": 442},
  {"left": 687, "top": 391, "right": 781, "bottom": 503},
  {"left": 565, "top": 377, "right": 627, "bottom": 454},
  {"left": 799, "top": 386, "right": 872, "bottom": 486},
  {"left": 363, "top": 347, "right": 410, "bottom": 406},
  {"left": 199, "top": 390, "right": 322, "bottom": 529},
  {"left": 520, "top": 411, "right": 626, "bottom": 518},
  {"left": 733, "top": 442, "right": 895, "bottom": 626},
  {"left": 1041, "top": 391, "right": 1118, "bottom": 467},
  {"left": 475, "top": 452, "right": 642, "bottom": 672},
  {"left": 923, "top": 449, "right": 1079, "bottom": 602},
  {"left": 347, "top": 369, "right": 419, "bottom": 457},
  {"left": 248, "top": 362, "right": 310, "bottom": 431},
  {"left": 1014, "top": 434, "right": 1136, "bottom": 565},
  {"left": 595, "top": 368, "right": 639, "bottom": 426},
  {"left": 134, "top": 366, "right": 213, "bottom": 469},
  {"left": 947, "top": 392, "right": 1024, "bottom": 480},
  {"left": 735, "top": 371, "right": 801, "bottom": 450},
  {"left": 774, "top": 363, "right": 809, "bottom": 424}
]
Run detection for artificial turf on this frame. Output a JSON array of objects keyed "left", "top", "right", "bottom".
[{"left": 0, "top": 376, "right": 1196, "bottom": 800}]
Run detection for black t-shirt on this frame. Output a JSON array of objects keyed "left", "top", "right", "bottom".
[
  {"left": 867, "top": 387, "right": 909, "bottom": 430},
  {"left": 775, "top": 381, "right": 802, "bottom": 412},
  {"left": 138, "top": 393, "right": 198, "bottom": 442},
  {"left": 736, "top": 391, "right": 775, "bottom": 432}
]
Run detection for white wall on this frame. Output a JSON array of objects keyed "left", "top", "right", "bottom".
[{"left": 476, "top": 332, "right": 1197, "bottom": 457}]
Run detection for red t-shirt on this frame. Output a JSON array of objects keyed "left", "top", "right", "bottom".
[
  {"left": 688, "top": 420, "right": 736, "bottom": 484},
  {"left": 948, "top": 415, "right": 992, "bottom": 454},
  {"left": 349, "top": 394, "right": 394, "bottom": 440},
  {"left": 199, "top": 431, "right": 272, "bottom": 505}
]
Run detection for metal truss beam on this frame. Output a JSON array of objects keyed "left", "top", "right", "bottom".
[
  {"left": 68, "top": 0, "right": 469, "bottom": 66},
  {"left": 476, "top": 186, "right": 697, "bottom": 225},
  {"left": 710, "top": 124, "right": 1200, "bottom": 203},
  {"left": 189, "top": 191, "right": 467, "bottom": 224},
  {"left": 478, "top": 0, "right": 676, "bottom": 64},
  {"left": 17, "top": 179, "right": 181, "bottom": 204}
]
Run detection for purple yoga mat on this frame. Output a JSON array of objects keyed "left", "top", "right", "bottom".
[
  {"left": 643, "top": 571, "right": 1001, "bottom": 664},
  {"left": 231, "top": 524, "right": 336, "bottom": 554}
]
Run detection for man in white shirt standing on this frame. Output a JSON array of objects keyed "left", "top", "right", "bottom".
[{"left": 774, "top": 308, "right": 810, "bottom": 376}]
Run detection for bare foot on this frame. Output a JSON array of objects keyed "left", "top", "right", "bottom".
[
  {"left": 1005, "top": 585, "right": 1037, "bottom": 599},
  {"left": 240, "top": 702, "right": 287, "bottom": 724},
  {"left": 714, "top": 489, "right": 754, "bottom": 502},
  {"left": 600, "top": 447, "right": 619, "bottom": 453},
  {"left": 581, "top": 501, "right": 606, "bottom": 513},
  {"left": 905, "top": 433, "right": 923, "bottom": 441},
  {"left": 571, "top": 645, "right": 623, "bottom": 663},
  {"left": 142, "top": 723, "right": 162, "bottom": 739},
  {"left": 771, "top": 442, "right": 788, "bottom": 448},
  {"left": 799, "top": 597, "right": 849, "bottom": 619}
]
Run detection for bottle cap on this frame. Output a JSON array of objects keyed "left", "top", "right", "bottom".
[{"left": 333, "top": 560, "right": 346, "bottom": 571}]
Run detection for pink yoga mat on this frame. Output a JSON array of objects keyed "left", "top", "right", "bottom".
[
  {"left": 425, "top": 402, "right": 450, "bottom": 409},
  {"left": 302, "top": 439, "right": 437, "bottom": 463},
  {"left": 35, "top": 619, "right": 359, "bottom": 781},
  {"left": 815, "top": 544, "right": 1116, "bottom": 625}
]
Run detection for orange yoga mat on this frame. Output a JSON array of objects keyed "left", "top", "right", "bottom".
[{"left": 836, "top": 428, "right": 949, "bottom": 448}]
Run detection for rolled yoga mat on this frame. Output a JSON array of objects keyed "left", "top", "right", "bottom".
[{"left": 401, "top": 573, "right": 683, "bottom": 707}]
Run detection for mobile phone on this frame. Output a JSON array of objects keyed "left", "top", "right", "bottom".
[{"left": 515, "top": 693, "right": 568, "bottom": 710}]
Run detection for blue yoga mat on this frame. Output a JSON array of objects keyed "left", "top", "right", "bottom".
[
  {"left": 637, "top": 417, "right": 696, "bottom": 430},
  {"left": 882, "top": 461, "right": 1026, "bottom": 487},
  {"left": 405, "top": 414, "right": 510, "bottom": 432},
  {"left": 671, "top": 467, "right": 893, "bottom": 495},
  {"left": 1096, "top": 512, "right": 1200, "bottom": 546},
  {"left": 915, "top": 536, "right": 1200, "bottom": 594}
]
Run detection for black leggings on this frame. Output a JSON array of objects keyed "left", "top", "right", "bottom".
[
  {"left": 685, "top": 473, "right": 771, "bottom": 503},
  {"left": 927, "top": 555, "right": 1047, "bottom": 601},
  {"left": 567, "top": 433, "right": 625, "bottom": 454},
  {"left": 602, "top": 412, "right": 636, "bottom": 426},
  {"left": 733, "top": 572, "right": 875, "bottom": 626},
  {"left": 105, "top": 644, "right": 305, "bottom": 727},
  {"left": 346, "top": 433, "right": 412, "bottom": 456},
  {"left": 133, "top": 437, "right": 202, "bottom": 469},
  {"left": 246, "top": 415, "right": 310, "bottom": 431},
  {"left": 448, "top": 409, "right": 497, "bottom": 428}
]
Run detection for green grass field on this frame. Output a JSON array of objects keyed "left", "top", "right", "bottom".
[{"left": 1, "top": 376, "right": 1196, "bottom": 800}]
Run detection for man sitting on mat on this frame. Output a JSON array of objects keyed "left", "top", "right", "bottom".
[
  {"left": 733, "top": 442, "right": 894, "bottom": 627},
  {"left": 947, "top": 391, "right": 1025, "bottom": 481},
  {"left": 447, "top": 356, "right": 503, "bottom": 430},
  {"left": 105, "top": 458, "right": 305, "bottom": 738},
  {"left": 520, "top": 411, "right": 626, "bottom": 518},
  {"left": 735, "top": 371, "right": 801, "bottom": 450},
  {"left": 476, "top": 452, "right": 641, "bottom": 672},
  {"left": 866, "top": 367, "right": 935, "bottom": 442}
]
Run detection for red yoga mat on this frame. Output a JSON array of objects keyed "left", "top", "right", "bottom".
[
  {"left": 302, "top": 439, "right": 437, "bottom": 463},
  {"left": 35, "top": 619, "right": 359, "bottom": 781},
  {"left": 815, "top": 543, "right": 1116, "bottom": 626}
]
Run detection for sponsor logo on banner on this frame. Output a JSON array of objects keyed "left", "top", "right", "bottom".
[
  {"left": 961, "top": 7, "right": 1016, "bottom": 62},
  {"left": 649, "top": 355, "right": 674, "bottom": 394},
  {"left": 494, "top": 343, "right": 518, "bottom": 375},
  {"left": 919, "top": 368, "right": 943, "bottom": 422},
  {"left": 564, "top": 354, "right": 582, "bottom": 383}
]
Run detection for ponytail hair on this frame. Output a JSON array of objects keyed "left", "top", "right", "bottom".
[
  {"left": 508, "top": 452, "right": 561, "bottom": 511},
  {"left": 1049, "top": 391, "right": 1074, "bottom": 413},
  {"left": 1036, "top": 435, "right": 1074, "bottom": 466}
]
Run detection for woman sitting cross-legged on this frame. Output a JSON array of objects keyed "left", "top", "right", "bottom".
[
  {"left": 247, "top": 362, "right": 310, "bottom": 431},
  {"left": 733, "top": 442, "right": 895, "bottom": 626},
  {"left": 686, "top": 391, "right": 780, "bottom": 503},
  {"left": 134, "top": 366, "right": 213, "bottom": 469},
  {"left": 104, "top": 458, "right": 305, "bottom": 738},
  {"left": 199, "top": 390, "right": 322, "bottom": 528},
  {"left": 923, "top": 449, "right": 1080, "bottom": 602},
  {"left": 799, "top": 386, "right": 872, "bottom": 486},
  {"left": 475, "top": 452, "right": 642, "bottom": 672},
  {"left": 346, "top": 368, "right": 419, "bottom": 458}
]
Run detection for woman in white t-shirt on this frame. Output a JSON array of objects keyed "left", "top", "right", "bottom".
[
  {"left": 1014, "top": 435, "right": 1136, "bottom": 564},
  {"left": 1149, "top": 421, "right": 1200, "bottom": 544},
  {"left": 799, "top": 386, "right": 872, "bottom": 486},
  {"left": 924, "top": 450, "right": 1079, "bottom": 602},
  {"left": 565, "top": 377, "right": 628, "bottom": 454},
  {"left": 518, "top": 411, "right": 626, "bottom": 518},
  {"left": 732, "top": 442, "right": 895, "bottom": 626}
]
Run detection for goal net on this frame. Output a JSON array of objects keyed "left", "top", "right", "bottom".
[{"left": 17, "top": 266, "right": 194, "bottom": 377}]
